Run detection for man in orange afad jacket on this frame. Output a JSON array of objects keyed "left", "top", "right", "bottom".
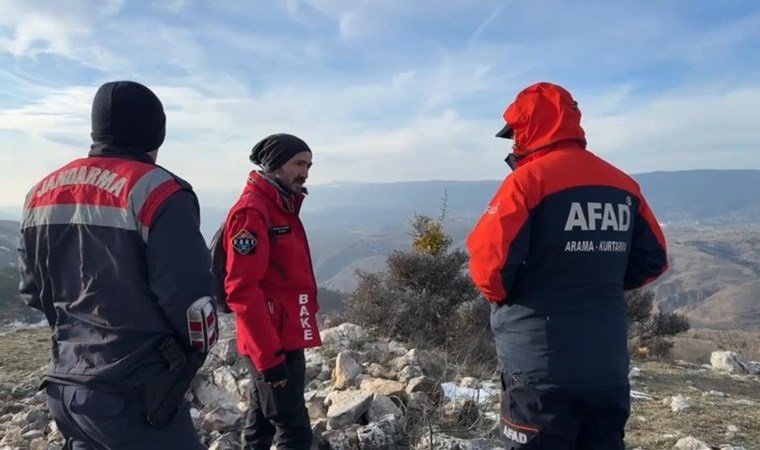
[{"left": 466, "top": 82, "right": 668, "bottom": 449}]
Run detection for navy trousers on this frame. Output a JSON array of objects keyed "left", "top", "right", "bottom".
[
  {"left": 45, "top": 382, "right": 205, "bottom": 450},
  {"left": 498, "top": 373, "right": 630, "bottom": 450}
]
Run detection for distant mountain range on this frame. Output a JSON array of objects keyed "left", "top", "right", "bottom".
[{"left": 2, "top": 169, "right": 760, "bottom": 330}]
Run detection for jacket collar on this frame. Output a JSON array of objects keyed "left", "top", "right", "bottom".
[
  {"left": 88, "top": 143, "right": 155, "bottom": 164},
  {"left": 246, "top": 171, "right": 305, "bottom": 215}
]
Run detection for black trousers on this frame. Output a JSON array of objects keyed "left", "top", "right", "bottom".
[
  {"left": 498, "top": 373, "right": 630, "bottom": 450},
  {"left": 45, "top": 382, "right": 204, "bottom": 450},
  {"left": 242, "top": 350, "right": 312, "bottom": 450}
]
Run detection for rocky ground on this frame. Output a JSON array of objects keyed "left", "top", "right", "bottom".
[{"left": 1, "top": 322, "right": 759, "bottom": 449}]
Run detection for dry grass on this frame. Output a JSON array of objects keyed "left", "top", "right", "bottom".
[
  {"left": 625, "top": 361, "right": 760, "bottom": 449},
  {"left": 0, "top": 326, "right": 49, "bottom": 379},
  {"left": 671, "top": 329, "right": 760, "bottom": 364}
]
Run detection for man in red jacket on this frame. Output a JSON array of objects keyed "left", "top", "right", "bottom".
[
  {"left": 222, "top": 133, "right": 322, "bottom": 449},
  {"left": 467, "top": 82, "right": 668, "bottom": 449}
]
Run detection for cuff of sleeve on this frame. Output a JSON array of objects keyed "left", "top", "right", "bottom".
[{"left": 262, "top": 361, "right": 288, "bottom": 383}]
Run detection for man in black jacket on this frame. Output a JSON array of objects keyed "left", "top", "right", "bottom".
[{"left": 18, "top": 80, "right": 216, "bottom": 449}]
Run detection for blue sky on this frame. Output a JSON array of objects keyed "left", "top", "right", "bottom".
[{"left": 1, "top": 0, "right": 759, "bottom": 207}]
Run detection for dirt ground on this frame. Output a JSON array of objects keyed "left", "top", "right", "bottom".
[
  {"left": 1, "top": 326, "right": 759, "bottom": 448},
  {"left": 625, "top": 361, "right": 760, "bottom": 449}
]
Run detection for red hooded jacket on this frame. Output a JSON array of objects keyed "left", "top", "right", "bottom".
[
  {"left": 223, "top": 171, "right": 322, "bottom": 373},
  {"left": 466, "top": 82, "right": 668, "bottom": 390}
]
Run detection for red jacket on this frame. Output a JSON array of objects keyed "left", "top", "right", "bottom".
[
  {"left": 223, "top": 171, "right": 321, "bottom": 372},
  {"left": 466, "top": 82, "right": 668, "bottom": 390},
  {"left": 467, "top": 82, "right": 668, "bottom": 304}
]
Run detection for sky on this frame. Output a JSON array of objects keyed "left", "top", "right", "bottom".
[{"left": 1, "top": 0, "right": 759, "bottom": 208}]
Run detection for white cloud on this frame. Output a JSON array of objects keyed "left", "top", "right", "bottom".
[
  {"left": 584, "top": 84, "right": 760, "bottom": 166},
  {"left": 0, "top": 1, "right": 759, "bottom": 208},
  {"left": 0, "top": 0, "right": 124, "bottom": 66}
]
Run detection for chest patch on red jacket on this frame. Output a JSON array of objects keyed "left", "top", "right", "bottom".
[
  {"left": 231, "top": 229, "right": 257, "bottom": 255},
  {"left": 270, "top": 225, "right": 291, "bottom": 235}
]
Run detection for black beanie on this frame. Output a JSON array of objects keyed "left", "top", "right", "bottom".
[
  {"left": 90, "top": 81, "right": 166, "bottom": 152},
  {"left": 250, "top": 133, "right": 312, "bottom": 172}
]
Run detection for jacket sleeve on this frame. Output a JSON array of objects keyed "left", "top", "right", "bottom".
[
  {"left": 223, "top": 208, "right": 285, "bottom": 372},
  {"left": 17, "top": 234, "right": 41, "bottom": 312},
  {"left": 466, "top": 175, "right": 532, "bottom": 303},
  {"left": 624, "top": 195, "right": 668, "bottom": 290},
  {"left": 146, "top": 189, "right": 215, "bottom": 352},
  {"left": 17, "top": 188, "right": 42, "bottom": 313}
]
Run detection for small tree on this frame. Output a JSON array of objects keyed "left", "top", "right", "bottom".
[
  {"left": 342, "top": 197, "right": 495, "bottom": 370},
  {"left": 626, "top": 289, "right": 690, "bottom": 359}
]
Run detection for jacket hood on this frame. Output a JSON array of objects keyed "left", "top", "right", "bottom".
[{"left": 501, "top": 82, "right": 586, "bottom": 155}]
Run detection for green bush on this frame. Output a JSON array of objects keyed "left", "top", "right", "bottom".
[
  {"left": 626, "top": 289, "right": 690, "bottom": 359},
  {"left": 341, "top": 211, "right": 496, "bottom": 370}
]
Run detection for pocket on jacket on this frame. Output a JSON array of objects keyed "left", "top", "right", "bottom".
[
  {"left": 68, "top": 388, "right": 128, "bottom": 420},
  {"left": 266, "top": 298, "right": 285, "bottom": 336}
]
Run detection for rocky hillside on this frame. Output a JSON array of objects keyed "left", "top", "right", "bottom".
[
  {"left": 650, "top": 226, "right": 760, "bottom": 330},
  {"left": 2, "top": 221, "right": 760, "bottom": 332},
  {"left": 1, "top": 322, "right": 759, "bottom": 449},
  {"left": 0, "top": 221, "right": 18, "bottom": 268}
]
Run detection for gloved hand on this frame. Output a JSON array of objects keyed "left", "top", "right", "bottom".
[{"left": 262, "top": 361, "right": 288, "bottom": 388}]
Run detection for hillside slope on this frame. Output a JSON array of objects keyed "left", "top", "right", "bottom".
[
  {"left": 650, "top": 226, "right": 760, "bottom": 319},
  {"left": 0, "top": 221, "right": 19, "bottom": 268},
  {"left": 683, "top": 280, "right": 760, "bottom": 330}
]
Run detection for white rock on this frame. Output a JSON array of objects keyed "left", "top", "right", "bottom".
[
  {"left": 367, "top": 363, "right": 392, "bottom": 379},
  {"left": 325, "top": 390, "right": 374, "bottom": 430},
  {"left": 711, "top": 351, "right": 760, "bottom": 375},
  {"left": 360, "top": 378, "right": 407, "bottom": 401},
  {"left": 397, "top": 365, "right": 424, "bottom": 383},
  {"left": 674, "top": 436, "right": 711, "bottom": 450},
  {"left": 201, "top": 404, "right": 244, "bottom": 432},
  {"left": 630, "top": 390, "right": 654, "bottom": 401},
  {"left": 22, "top": 430, "right": 44, "bottom": 439},
  {"left": 367, "top": 394, "right": 403, "bottom": 423},
  {"left": 459, "top": 377, "right": 479, "bottom": 389},
  {"left": 192, "top": 367, "right": 244, "bottom": 407},
  {"left": 207, "top": 431, "right": 239, "bottom": 450},
  {"left": 702, "top": 390, "right": 727, "bottom": 398},
  {"left": 725, "top": 424, "right": 740, "bottom": 439},
  {"left": 670, "top": 395, "right": 692, "bottom": 412},
  {"left": 386, "top": 340, "right": 410, "bottom": 356},
  {"left": 333, "top": 351, "right": 363, "bottom": 390},
  {"left": 210, "top": 338, "right": 238, "bottom": 365},
  {"left": 357, "top": 414, "right": 405, "bottom": 449},
  {"left": 322, "top": 430, "right": 353, "bottom": 450},
  {"left": 414, "top": 431, "right": 507, "bottom": 450},
  {"left": 320, "top": 323, "right": 368, "bottom": 351}
]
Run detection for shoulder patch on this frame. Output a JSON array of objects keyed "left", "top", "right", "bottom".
[{"left": 231, "top": 229, "right": 257, "bottom": 255}]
